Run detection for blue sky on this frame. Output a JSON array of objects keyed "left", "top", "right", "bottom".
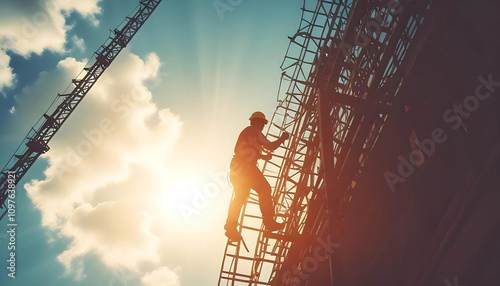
[{"left": 0, "top": 0, "right": 302, "bottom": 285}]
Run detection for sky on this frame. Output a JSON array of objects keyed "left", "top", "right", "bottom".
[{"left": 0, "top": 0, "right": 302, "bottom": 285}]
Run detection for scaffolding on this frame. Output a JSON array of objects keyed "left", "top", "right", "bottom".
[{"left": 218, "top": 0, "right": 440, "bottom": 285}]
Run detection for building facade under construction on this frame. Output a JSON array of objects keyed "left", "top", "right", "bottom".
[{"left": 218, "top": 0, "right": 500, "bottom": 285}]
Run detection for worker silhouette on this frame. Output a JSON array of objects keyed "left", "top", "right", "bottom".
[{"left": 224, "top": 111, "right": 289, "bottom": 241}]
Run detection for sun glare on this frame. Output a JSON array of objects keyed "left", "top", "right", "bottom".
[
  {"left": 152, "top": 168, "right": 213, "bottom": 227},
  {"left": 167, "top": 178, "right": 204, "bottom": 207}
]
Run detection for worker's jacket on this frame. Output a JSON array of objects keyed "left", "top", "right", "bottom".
[{"left": 231, "top": 126, "right": 282, "bottom": 171}]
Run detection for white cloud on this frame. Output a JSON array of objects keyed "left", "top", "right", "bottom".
[
  {"left": 0, "top": 0, "right": 102, "bottom": 89},
  {"left": 142, "top": 267, "right": 181, "bottom": 286},
  {"left": 0, "top": 50, "right": 14, "bottom": 89},
  {"left": 57, "top": 202, "right": 162, "bottom": 275},
  {"left": 72, "top": 35, "right": 86, "bottom": 52},
  {"left": 22, "top": 50, "right": 182, "bottom": 284}
]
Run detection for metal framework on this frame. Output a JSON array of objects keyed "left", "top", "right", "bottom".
[
  {"left": 0, "top": 0, "right": 162, "bottom": 220},
  {"left": 218, "top": 0, "right": 439, "bottom": 285}
]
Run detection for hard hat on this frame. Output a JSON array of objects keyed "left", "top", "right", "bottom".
[{"left": 249, "top": 111, "right": 268, "bottom": 124}]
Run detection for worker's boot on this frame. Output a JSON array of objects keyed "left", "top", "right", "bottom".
[
  {"left": 264, "top": 219, "right": 285, "bottom": 232},
  {"left": 224, "top": 221, "right": 242, "bottom": 241}
]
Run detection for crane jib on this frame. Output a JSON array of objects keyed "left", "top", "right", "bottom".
[{"left": 0, "top": 0, "right": 163, "bottom": 220}]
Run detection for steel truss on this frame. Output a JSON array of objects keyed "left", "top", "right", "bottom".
[{"left": 218, "top": 0, "right": 439, "bottom": 285}]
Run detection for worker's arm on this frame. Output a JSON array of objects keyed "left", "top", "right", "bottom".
[
  {"left": 260, "top": 153, "right": 272, "bottom": 161},
  {"left": 257, "top": 132, "right": 289, "bottom": 151}
]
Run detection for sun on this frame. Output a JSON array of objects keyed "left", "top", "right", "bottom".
[
  {"left": 166, "top": 177, "right": 204, "bottom": 208},
  {"left": 148, "top": 157, "right": 232, "bottom": 235},
  {"left": 153, "top": 170, "right": 207, "bottom": 224}
]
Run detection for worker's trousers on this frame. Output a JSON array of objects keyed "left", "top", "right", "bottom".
[{"left": 225, "top": 158, "right": 275, "bottom": 228}]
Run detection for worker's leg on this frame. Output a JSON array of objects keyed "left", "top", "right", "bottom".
[
  {"left": 225, "top": 172, "right": 251, "bottom": 229},
  {"left": 247, "top": 167, "right": 277, "bottom": 227}
]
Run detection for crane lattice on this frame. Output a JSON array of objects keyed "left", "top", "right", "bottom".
[{"left": 0, "top": 0, "right": 162, "bottom": 221}]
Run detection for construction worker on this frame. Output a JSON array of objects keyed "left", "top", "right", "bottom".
[{"left": 224, "top": 111, "right": 289, "bottom": 241}]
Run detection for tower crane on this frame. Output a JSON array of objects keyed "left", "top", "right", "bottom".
[{"left": 0, "top": 0, "right": 163, "bottom": 221}]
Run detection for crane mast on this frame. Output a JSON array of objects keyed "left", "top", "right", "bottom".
[{"left": 0, "top": 0, "right": 162, "bottom": 221}]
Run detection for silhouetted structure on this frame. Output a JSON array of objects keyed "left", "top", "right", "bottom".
[{"left": 218, "top": 0, "right": 500, "bottom": 285}]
